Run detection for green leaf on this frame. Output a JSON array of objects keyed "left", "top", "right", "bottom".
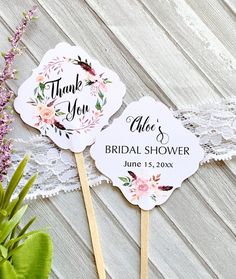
[
  {"left": 0, "top": 261, "right": 17, "bottom": 279},
  {"left": 118, "top": 177, "right": 128, "bottom": 183},
  {"left": 0, "top": 234, "right": 53, "bottom": 278},
  {"left": 0, "top": 157, "right": 53, "bottom": 278},
  {"left": 0, "top": 183, "right": 4, "bottom": 208},
  {"left": 95, "top": 100, "right": 102, "bottom": 111},
  {"left": 39, "top": 83, "right": 45, "bottom": 92},
  {"left": 55, "top": 111, "right": 65, "bottom": 116},
  {"left": 6, "top": 229, "right": 41, "bottom": 249},
  {"left": 103, "top": 97, "right": 107, "bottom": 106},
  {"left": 3, "top": 155, "right": 29, "bottom": 209},
  {"left": 0, "top": 205, "right": 28, "bottom": 243},
  {"left": 9, "top": 174, "right": 37, "bottom": 242},
  {"left": 12, "top": 232, "right": 53, "bottom": 279},
  {"left": 17, "top": 217, "right": 36, "bottom": 238},
  {"left": 9, "top": 217, "right": 36, "bottom": 251},
  {"left": 104, "top": 80, "right": 112, "bottom": 84},
  {"left": 37, "top": 94, "right": 44, "bottom": 102},
  {"left": 10, "top": 173, "right": 38, "bottom": 218},
  {"left": 26, "top": 99, "right": 37, "bottom": 106},
  {"left": 98, "top": 91, "right": 104, "bottom": 100},
  {"left": 151, "top": 194, "right": 157, "bottom": 202},
  {"left": 5, "top": 198, "right": 19, "bottom": 217},
  {"left": 7, "top": 244, "right": 24, "bottom": 259},
  {"left": 0, "top": 210, "right": 7, "bottom": 217},
  {"left": 85, "top": 80, "right": 94, "bottom": 86},
  {"left": 0, "top": 245, "right": 8, "bottom": 259}
]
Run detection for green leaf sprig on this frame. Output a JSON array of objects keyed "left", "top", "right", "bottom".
[{"left": 0, "top": 155, "right": 53, "bottom": 279}]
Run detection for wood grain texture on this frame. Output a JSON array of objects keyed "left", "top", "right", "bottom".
[
  {"left": 75, "top": 152, "right": 106, "bottom": 279},
  {"left": 222, "top": 0, "right": 236, "bottom": 15},
  {"left": 141, "top": 210, "right": 149, "bottom": 279},
  {"left": 0, "top": 0, "right": 236, "bottom": 278}
]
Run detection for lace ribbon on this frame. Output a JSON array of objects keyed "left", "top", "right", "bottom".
[
  {"left": 173, "top": 97, "right": 236, "bottom": 163},
  {"left": 8, "top": 137, "right": 108, "bottom": 199},
  {"left": 9, "top": 97, "right": 236, "bottom": 199}
]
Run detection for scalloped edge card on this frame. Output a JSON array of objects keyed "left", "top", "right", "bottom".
[
  {"left": 90, "top": 97, "right": 204, "bottom": 210},
  {"left": 14, "top": 43, "right": 126, "bottom": 152}
]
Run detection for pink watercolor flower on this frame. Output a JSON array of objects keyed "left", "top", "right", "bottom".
[
  {"left": 94, "top": 76, "right": 107, "bottom": 92},
  {"left": 134, "top": 177, "right": 150, "bottom": 199},
  {"left": 37, "top": 105, "right": 55, "bottom": 123},
  {"left": 36, "top": 75, "right": 44, "bottom": 83},
  {"left": 149, "top": 174, "right": 161, "bottom": 191},
  {"left": 43, "top": 118, "right": 55, "bottom": 124},
  {"left": 91, "top": 81, "right": 107, "bottom": 96},
  {"left": 97, "top": 79, "right": 107, "bottom": 92},
  {"left": 87, "top": 73, "right": 107, "bottom": 95},
  {"left": 90, "top": 84, "right": 100, "bottom": 96}
]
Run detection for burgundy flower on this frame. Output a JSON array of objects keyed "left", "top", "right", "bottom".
[
  {"left": 78, "top": 61, "right": 96, "bottom": 75},
  {"left": 128, "top": 171, "right": 137, "bottom": 180},
  {"left": 158, "top": 186, "right": 173, "bottom": 191}
]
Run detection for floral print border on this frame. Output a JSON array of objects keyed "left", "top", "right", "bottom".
[
  {"left": 27, "top": 55, "right": 112, "bottom": 139},
  {"left": 119, "top": 171, "right": 173, "bottom": 202}
]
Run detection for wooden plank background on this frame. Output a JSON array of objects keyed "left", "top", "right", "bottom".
[{"left": 0, "top": 0, "right": 236, "bottom": 278}]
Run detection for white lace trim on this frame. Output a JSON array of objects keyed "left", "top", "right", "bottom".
[
  {"left": 8, "top": 97, "right": 236, "bottom": 199},
  {"left": 173, "top": 97, "right": 236, "bottom": 163},
  {"left": 7, "top": 136, "right": 109, "bottom": 200}
]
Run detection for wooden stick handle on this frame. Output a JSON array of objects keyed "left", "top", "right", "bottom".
[
  {"left": 75, "top": 152, "right": 106, "bottom": 279},
  {"left": 141, "top": 209, "right": 149, "bottom": 279}
]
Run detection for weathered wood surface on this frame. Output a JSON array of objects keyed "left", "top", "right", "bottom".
[{"left": 0, "top": 0, "right": 236, "bottom": 278}]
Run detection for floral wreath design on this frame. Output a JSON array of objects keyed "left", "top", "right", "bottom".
[
  {"left": 27, "top": 55, "right": 112, "bottom": 139},
  {"left": 119, "top": 171, "right": 173, "bottom": 202}
]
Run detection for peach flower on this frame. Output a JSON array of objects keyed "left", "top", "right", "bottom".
[
  {"left": 40, "top": 106, "right": 55, "bottom": 120},
  {"left": 94, "top": 111, "right": 102, "bottom": 118},
  {"left": 36, "top": 104, "right": 47, "bottom": 113},
  {"left": 36, "top": 75, "right": 44, "bottom": 83}
]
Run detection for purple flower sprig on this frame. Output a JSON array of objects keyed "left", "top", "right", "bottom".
[{"left": 0, "top": 6, "right": 37, "bottom": 181}]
